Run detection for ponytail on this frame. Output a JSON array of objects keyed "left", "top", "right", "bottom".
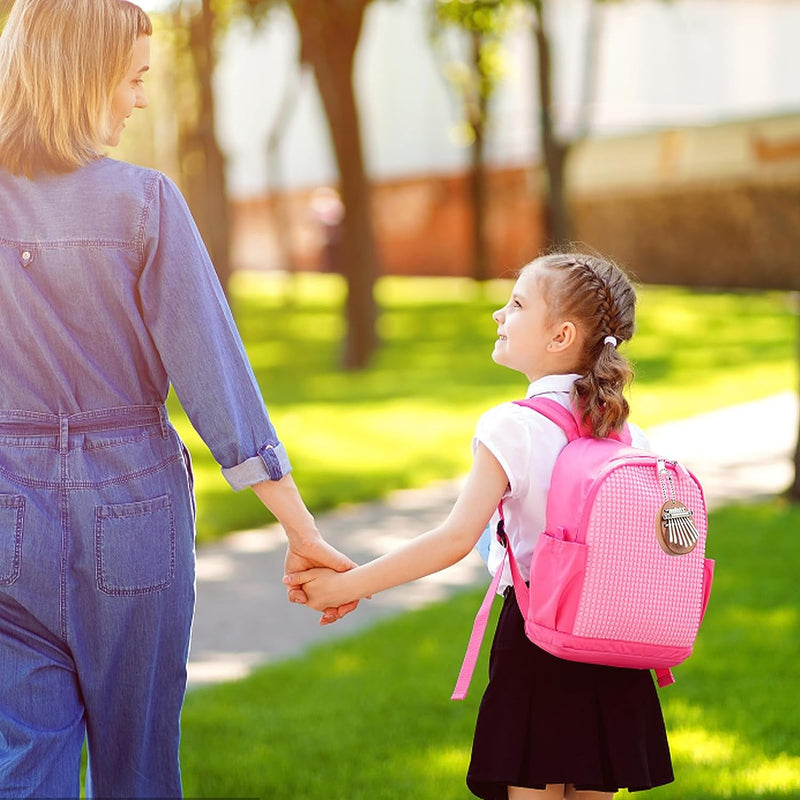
[
  {"left": 531, "top": 252, "right": 637, "bottom": 439},
  {"left": 572, "top": 335, "right": 634, "bottom": 439}
]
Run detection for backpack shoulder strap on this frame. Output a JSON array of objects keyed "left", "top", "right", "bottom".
[
  {"left": 513, "top": 397, "right": 582, "bottom": 440},
  {"left": 513, "top": 396, "right": 633, "bottom": 445}
]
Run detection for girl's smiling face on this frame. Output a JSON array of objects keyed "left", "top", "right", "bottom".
[
  {"left": 492, "top": 264, "right": 581, "bottom": 382},
  {"left": 492, "top": 266, "right": 553, "bottom": 381},
  {"left": 106, "top": 35, "right": 150, "bottom": 147}
]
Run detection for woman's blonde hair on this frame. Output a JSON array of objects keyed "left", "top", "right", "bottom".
[
  {"left": 527, "top": 251, "right": 637, "bottom": 438},
  {"left": 0, "top": 0, "right": 152, "bottom": 177}
]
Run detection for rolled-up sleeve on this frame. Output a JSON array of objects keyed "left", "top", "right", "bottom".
[{"left": 138, "top": 172, "right": 291, "bottom": 490}]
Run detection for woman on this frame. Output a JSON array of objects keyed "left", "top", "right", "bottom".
[{"left": 0, "top": 1, "right": 353, "bottom": 796}]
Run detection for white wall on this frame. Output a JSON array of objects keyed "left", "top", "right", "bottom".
[{"left": 211, "top": 0, "right": 800, "bottom": 197}]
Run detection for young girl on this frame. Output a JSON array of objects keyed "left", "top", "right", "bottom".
[{"left": 285, "top": 253, "right": 675, "bottom": 800}]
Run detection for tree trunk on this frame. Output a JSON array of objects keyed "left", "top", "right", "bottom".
[
  {"left": 290, "top": 0, "right": 379, "bottom": 370},
  {"left": 469, "top": 29, "right": 490, "bottom": 283},
  {"left": 179, "top": 0, "right": 232, "bottom": 298},
  {"left": 532, "top": 1, "right": 571, "bottom": 247}
]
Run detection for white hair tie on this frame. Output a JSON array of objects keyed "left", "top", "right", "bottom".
[{"left": 603, "top": 335, "right": 618, "bottom": 348}]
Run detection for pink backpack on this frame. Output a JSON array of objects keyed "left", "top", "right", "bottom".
[{"left": 452, "top": 397, "right": 714, "bottom": 700}]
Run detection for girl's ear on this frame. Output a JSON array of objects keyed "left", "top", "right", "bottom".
[{"left": 548, "top": 321, "right": 579, "bottom": 352}]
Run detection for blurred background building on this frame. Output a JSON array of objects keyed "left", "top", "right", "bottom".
[{"left": 131, "top": 0, "right": 800, "bottom": 289}]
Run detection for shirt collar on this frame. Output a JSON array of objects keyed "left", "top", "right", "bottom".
[{"left": 526, "top": 373, "right": 581, "bottom": 398}]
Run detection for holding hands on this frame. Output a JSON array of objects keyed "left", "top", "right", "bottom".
[
  {"left": 284, "top": 566, "right": 359, "bottom": 613},
  {"left": 249, "top": 474, "right": 361, "bottom": 624},
  {"left": 284, "top": 539, "right": 360, "bottom": 624}
]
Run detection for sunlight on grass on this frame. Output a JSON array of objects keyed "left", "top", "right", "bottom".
[
  {"left": 410, "top": 744, "right": 472, "bottom": 781},
  {"left": 670, "top": 726, "right": 737, "bottom": 766},
  {"left": 727, "top": 606, "right": 797, "bottom": 635},
  {"left": 649, "top": 721, "right": 800, "bottom": 797},
  {"left": 328, "top": 652, "right": 363, "bottom": 676},
  {"left": 375, "top": 275, "right": 506, "bottom": 305}
]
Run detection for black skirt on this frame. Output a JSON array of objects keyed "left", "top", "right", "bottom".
[{"left": 467, "top": 589, "right": 674, "bottom": 798}]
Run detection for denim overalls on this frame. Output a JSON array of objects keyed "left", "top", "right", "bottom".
[{"left": 0, "top": 158, "right": 291, "bottom": 796}]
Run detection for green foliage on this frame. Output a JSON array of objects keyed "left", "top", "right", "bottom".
[
  {"left": 431, "top": 0, "right": 515, "bottom": 142},
  {"left": 171, "top": 273, "right": 797, "bottom": 544},
  {"left": 435, "top": 0, "right": 511, "bottom": 32},
  {"left": 180, "top": 500, "right": 800, "bottom": 799}
]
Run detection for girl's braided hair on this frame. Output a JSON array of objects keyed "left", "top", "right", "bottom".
[{"left": 531, "top": 251, "right": 636, "bottom": 438}]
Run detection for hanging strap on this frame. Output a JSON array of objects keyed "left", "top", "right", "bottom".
[
  {"left": 450, "top": 546, "right": 507, "bottom": 700},
  {"left": 655, "top": 668, "right": 675, "bottom": 687},
  {"left": 451, "top": 506, "right": 530, "bottom": 700}
]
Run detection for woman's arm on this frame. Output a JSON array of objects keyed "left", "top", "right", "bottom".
[
  {"left": 139, "top": 176, "right": 357, "bottom": 622},
  {"left": 283, "top": 443, "right": 509, "bottom": 611},
  {"left": 251, "top": 475, "right": 359, "bottom": 623}
]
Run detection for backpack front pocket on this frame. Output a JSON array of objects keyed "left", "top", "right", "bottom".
[
  {"left": 95, "top": 494, "right": 175, "bottom": 595},
  {"left": 528, "top": 533, "right": 587, "bottom": 633}
]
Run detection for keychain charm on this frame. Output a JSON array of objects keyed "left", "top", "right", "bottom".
[
  {"left": 657, "top": 499, "right": 699, "bottom": 555},
  {"left": 655, "top": 460, "right": 700, "bottom": 556}
]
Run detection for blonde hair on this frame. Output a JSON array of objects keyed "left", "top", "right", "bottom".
[
  {"left": 0, "top": 0, "right": 152, "bottom": 177},
  {"left": 527, "top": 251, "right": 637, "bottom": 438}
]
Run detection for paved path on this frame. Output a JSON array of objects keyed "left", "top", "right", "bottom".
[{"left": 187, "top": 392, "right": 798, "bottom": 688}]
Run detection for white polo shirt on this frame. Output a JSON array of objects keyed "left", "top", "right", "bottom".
[{"left": 474, "top": 373, "right": 649, "bottom": 592}]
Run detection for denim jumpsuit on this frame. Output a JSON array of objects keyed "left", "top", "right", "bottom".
[{"left": 0, "top": 158, "right": 291, "bottom": 797}]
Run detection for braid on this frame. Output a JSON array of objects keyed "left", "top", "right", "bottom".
[
  {"left": 532, "top": 252, "right": 636, "bottom": 438},
  {"left": 568, "top": 256, "right": 624, "bottom": 342}
]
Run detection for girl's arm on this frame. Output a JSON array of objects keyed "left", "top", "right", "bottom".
[{"left": 283, "top": 443, "right": 508, "bottom": 611}]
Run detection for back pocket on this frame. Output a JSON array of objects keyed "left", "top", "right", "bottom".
[
  {"left": 95, "top": 494, "right": 175, "bottom": 595},
  {"left": 0, "top": 494, "right": 24, "bottom": 586}
]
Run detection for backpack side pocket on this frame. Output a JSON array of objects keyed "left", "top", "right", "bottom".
[{"left": 529, "top": 533, "right": 587, "bottom": 633}]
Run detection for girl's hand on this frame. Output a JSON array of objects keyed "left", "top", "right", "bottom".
[
  {"left": 284, "top": 540, "right": 359, "bottom": 625},
  {"left": 283, "top": 567, "right": 359, "bottom": 613}
]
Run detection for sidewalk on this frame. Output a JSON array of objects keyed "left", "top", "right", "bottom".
[{"left": 186, "top": 391, "right": 798, "bottom": 688}]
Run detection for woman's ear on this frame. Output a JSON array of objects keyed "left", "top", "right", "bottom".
[{"left": 547, "top": 321, "right": 579, "bottom": 353}]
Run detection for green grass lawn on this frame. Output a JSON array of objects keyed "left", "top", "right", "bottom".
[
  {"left": 171, "top": 272, "right": 798, "bottom": 543},
  {"left": 179, "top": 500, "right": 800, "bottom": 799}
]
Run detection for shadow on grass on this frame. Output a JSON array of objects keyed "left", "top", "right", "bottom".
[{"left": 180, "top": 501, "right": 800, "bottom": 800}]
